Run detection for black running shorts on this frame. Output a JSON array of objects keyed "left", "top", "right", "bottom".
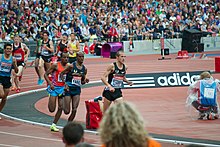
[
  {"left": 0, "top": 76, "right": 12, "bottom": 89},
  {"left": 102, "top": 88, "right": 122, "bottom": 101}
]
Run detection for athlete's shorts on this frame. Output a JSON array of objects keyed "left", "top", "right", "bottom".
[
  {"left": 65, "top": 86, "right": 81, "bottom": 96},
  {"left": 41, "top": 55, "right": 52, "bottom": 63},
  {"left": 102, "top": 88, "right": 122, "bottom": 101},
  {"left": 68, "top": 57, "right": 76, "bottom": 64},
  {"left": 36, "top": 53, "right": 41, "bottom": 58},
  {"left": 17, "top": 61, "right": 25, "bottom": 67},
  {"left": 46, "top": 85, "right": 65, "bottom": 97},
  {"left": 0, "top": 76, "right": 11, "bottom": 89}
]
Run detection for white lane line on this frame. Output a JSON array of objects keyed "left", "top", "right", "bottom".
[
  {"left": 2, "top": 80, "right": 220, "bottom": 147},
  {"left": 155, "top": 138, "right": 220, "bottom": 147},
  {"left": 0, "top": 144, "right": 22, "bottom": 147},
  {"left": 0, "top": 131, "right": 62, "bottom": 142}
]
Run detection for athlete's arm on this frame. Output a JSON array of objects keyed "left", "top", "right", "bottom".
[
  {"left": 75, "top": 41, "right": 80, "bottom": 52},
  {"left": 55, "top": 41, "right": 61, "bottom": 56},
  {"left": 67, "top": 42, "right": 72, "bottom": 54},
  {"left": 44, "top": 63, "right": 57, "bottom": 88},
  {"left": 22, "top": 43, "right": 30, "bottom": 62},
  {"left": 81, "top": 67, "right": 89, "bottom": 85},
  {"left": 45, "top": 40, "right": 54, "bottom": 52},
  {"left": 60, "top": 64, "right": 73, "bottom": 83},
  {"left": 123, "top": 65, "right": 133, "bottom": 86},
  {"left": 12, "top": 57, "right": 18, "bottom": 73},
  {"left": 101, "top": 63, "right": 114, "bottom": 90},
  {"left": 35, "top": 39, "right": 39, "bottom": 53}
]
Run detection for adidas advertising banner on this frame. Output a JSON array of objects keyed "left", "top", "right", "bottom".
[{"left": 124, "top": 71, "right": 203, "bottom": 89}]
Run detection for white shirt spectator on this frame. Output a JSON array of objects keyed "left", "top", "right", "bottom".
[{"left": 61, "top": 26, "right": 71, "bottom": 36}]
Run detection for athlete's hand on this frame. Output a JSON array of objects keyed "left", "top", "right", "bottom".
[
  {"left": 127, "top": 81, "right": 133, "bottom": 86},
  {"left": 65, "top": 84, "right": 69, "bottom": 92},
  {"left": 50, "top": 84, "right": 55, "bottom": 90},
  {"left": 109, "top": 86, "right": 115, "bottom": 92},
  {"left": 85, "top": 78, "right": 89, "bottom": 83}
]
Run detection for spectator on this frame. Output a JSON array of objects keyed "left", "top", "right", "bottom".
[
  {"left": 75, "top": 143, "right": 94, "bottom": 147},
  {"left": 99, "top": 101, "right": 161, "bottom": 147},
  {"left": 62, "top": 122, "right": 84, "bottom": 147}
]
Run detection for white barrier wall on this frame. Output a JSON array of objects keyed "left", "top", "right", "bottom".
[{"left": 123, "top": 37, "right": 220, "bottom": 54}]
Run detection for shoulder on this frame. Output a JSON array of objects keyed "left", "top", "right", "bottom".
[{"left": 51, "top": 62, "right": 58, "bottom": 68}]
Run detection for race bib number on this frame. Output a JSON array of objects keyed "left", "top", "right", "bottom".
[
  {"left": 58, "top": 74, "right": 66, "bottom": 82},
  {"left": 0, "top": 62, "right": 11, "bottom": 72},
  {"left": 42, "top": 49, "right": 49, "bottom": 55},
  {"left": 14, "top": 53, "right": 22, "bottom": 60},
  {"left": 204, "top": 88, "right": 215, "bottom": 99},
  {"left": 72, "top": 76, "right": 81, "bottom": 86},
  {"left": 111, "top": 76, "right": 124, "bottom": 88}
]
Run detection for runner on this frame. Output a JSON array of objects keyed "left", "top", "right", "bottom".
[
  {"left": 44, "top": 52, "right": 69, "bottom": 131},
  {"left": 0, "top": 43, "right": 18, "bottom": 114},
  {"left": 40, "top": 31, "right": 54, "bottom": 73},
  {"left": 35, "top": 31, "right": 44, "bottom": 85},
  {"left": 67, "top": 33, "right": 80, "bottom": 63},
  {"left": 11, "top": 36, "right": 30, "bottom": 93},
  {"left": 60, "top": 52, "right": 89, "bottom": 122},
  {"left": 101, "top": 50, "right": 133, "bottom": 113},
  {"left": 56, "top": 33, "right": 69, "bottom": 61}
]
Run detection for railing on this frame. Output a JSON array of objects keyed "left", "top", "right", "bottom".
[{"left": 0, "top": 36, "right": 219, "bottom": 58}]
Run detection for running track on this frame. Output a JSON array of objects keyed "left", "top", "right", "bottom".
[{"left": 0, "top": 52, "right": 220, "bottom": 147}]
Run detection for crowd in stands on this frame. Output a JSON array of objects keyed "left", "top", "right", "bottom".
[{"left": 0, "top": 0, "right": 220, "bottom": 43}]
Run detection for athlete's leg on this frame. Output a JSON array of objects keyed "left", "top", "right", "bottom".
[
  {"left": 103, "top": 97, "right": 112, "bottom": 113},
  {"left": 11, "top": 70, "right": 16, "bottom": 91},
  {"left": 44, "top": 62, "right": 51, "bottom": 73},
  {"left": 53, "top": 97, "right": 63, "bottom": 124},
  {"left": 14, "top": 66, "right": 24, "bottom": 92},
  {"left": 114, "top": 97, "right": 123, "bottom": 104},
  {"left": 35, "top": 57, "right": 40, "bottom": 78},
  {"left": 63, "top": 95, "right": 72, "bottom": 115},
  {"left": 48, "top": 96, "right": 57, "bottom": 112},
  {"left": 37, "top": 58, "right": 45, "bottom": 85},
  {"left": 50, "top": 96, "right": 63, "bottom": 132},
  {"left": 0, "top": 87, "right": 10, "bottom": 112},
  {"left": 68, "top": 95, "right": 80, "bottom": 122}
]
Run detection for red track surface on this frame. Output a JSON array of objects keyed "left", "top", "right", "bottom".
[{"left": 1, "top": 52, "right": 220, "bottom": 147}]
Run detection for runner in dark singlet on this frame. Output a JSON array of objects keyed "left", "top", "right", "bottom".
[
  {"left": 60, "top": 52, "right": 89, "bottom": 122},
  {"left": 101, "top": 50, "right": 133, "bottom": 112}
]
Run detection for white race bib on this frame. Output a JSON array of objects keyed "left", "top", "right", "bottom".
[
  {"left": 71, "top": 76, "right": 81, "bottom": 86},
  {"left": 204, "top": 88, "right": 215, "bottom": 99},
  {"left": 58, "top": 74, "right": 66, "bottom": 82}
]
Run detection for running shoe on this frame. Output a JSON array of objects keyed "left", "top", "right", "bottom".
[
  {"left": 207, "top": 113, "right": 218, "bottom": 120},
  {"left": 50, "top": 124, "right": 59, "bottom": 132},
  {"left": 11, "top": 87, "right": 16, "bottom": 91},
  {"left": 38, "top": 79, "right": 44, "bottom": 85},
  {"left": 198, "top": 112, "right": 208, "bottom": 120},
  {"left": 16, "top": 88, "right": 20, "bottom": 93}
]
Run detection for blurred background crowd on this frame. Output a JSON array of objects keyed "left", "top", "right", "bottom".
[{"left": 0, "top": 0, "right": 220, "bottom": 43}]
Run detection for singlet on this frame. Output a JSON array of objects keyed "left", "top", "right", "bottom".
[
  {"left": 12, "top": 43, "right": 25, "bottom": 62},
  {"left": 41, "top": 39, "right": 52, "bottom": 56},
  {"left": 69, "top": 40, "right": 77, "bottom": 58},
  {"left": 0, "top": 55, "right": 13, "bottom": 77},
  {"left": 57, "top": 41, "right": 68, "bottom": 57},
  {"left": 51, "top": 62, "right": 66, "bottom": 87},
  {"left": 108, "top": 62, "right": 126, "bottom": 89},
  {"left": 199, "top": 79, "right": 217, "bottom": 106},
  {"left": 66, "top": 62, "right": 85, "bottom": 87}
]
